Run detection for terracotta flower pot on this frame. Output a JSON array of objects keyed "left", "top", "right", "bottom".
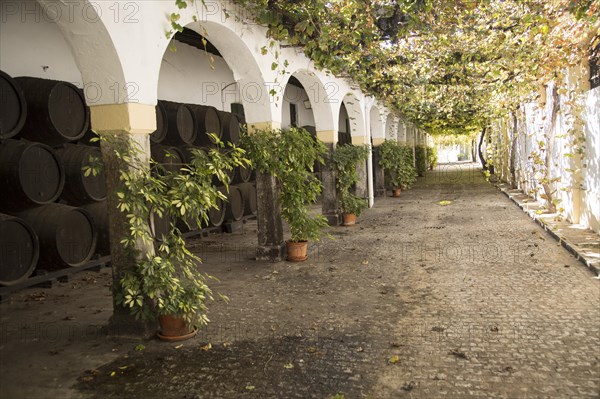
[
  {"left": 157, "top": 314, "right": 197, "bottom": 342},
  {"left": 392, "top": 188, "right": 401, "bottom": 197},
  {"left": 342, "top": 213, "right": 357, "bottom": 226},
  {"left": 286, "top": 240, "right": 308, "bottom": 262}
]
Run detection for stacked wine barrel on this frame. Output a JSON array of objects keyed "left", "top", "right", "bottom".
[
  {"left": 149, "top": 100, "right": 257, "bottom": 234},
  {"left": 0, "top": 71, "right": 257, "bottom": 286},
  {"left": 0, "top": 71, "right": 101, "bottom": 285}
]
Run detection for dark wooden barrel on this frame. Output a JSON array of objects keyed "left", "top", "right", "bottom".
[
  {"left": 232, "top": 165, "right": 254, "bottom": 184},
  {"left": 176, "top": 215, "right": 200, "bottom": 234},
  {"left": 0, "top": 213, "right": 39, "bottom": 285},
  {"left": 223, "top": 185, "right": 244, "bottom": 222},
  {"left": 150, "top": 102, "right": 169, "bottom": 143},
  {"left": 161, "top": 101, "right": 197, "bottom": 145},
  {"left": 15, "top": 77, "right": 89, "bottom": 146},
  {"left": 0, "top": 139, "right": 65, "bottom": 210},
  {"left": 193, "top": 105, "right": 221, "bottom": 147},
  {"left": 79, "top": 128, "right": 99, "bottom": 147},
  {"left": 236, "top": 183, "right": 257, "bottom": 216},
  {"left": 0, "top": 70, "right": 27, "bottom": 140},
  {"left": 205, "top": 195, "right": 226, "bottom": 227},
  {"left": 218, "top": 111, "right": 240, "bottom": 145},
  {"left": 179, "top": 145, "right": 208, "bottom": 166},
  {"left": 80, "top": 202, "right": 110, "bottom": 256},
  {"left": 56, "top": 144, "right": 106, "bottom": 205},
  {"left": 151, "top": 145, "right": 184, "bottom": 174},
  {"left": 15, "top": 204, "right": 97, "bottom": 269}
]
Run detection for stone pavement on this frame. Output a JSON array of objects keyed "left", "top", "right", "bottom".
[{"left": 1, "top": 163, "right": 598, "bottom": 399}]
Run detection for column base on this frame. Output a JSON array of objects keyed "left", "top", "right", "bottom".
[
  {"left": 106, "top": 311, "right": 157, "bottom": 340},
  {"left": 256, "top": 243, "right": 286, "bottom": 262},
  {"left": 324, "top": 213, "right": 341, "bottom": 226}
]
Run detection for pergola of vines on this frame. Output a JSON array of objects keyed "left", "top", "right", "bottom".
[{"left": 171, "top": 0, "right": 598, "bottom": 137}]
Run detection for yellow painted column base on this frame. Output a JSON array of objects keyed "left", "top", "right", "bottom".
[
  {"left": 90, "top": 103, "right": 156, "bottom": 135},
  {"left": 247, "top": 121, "right": 282, "bottom": 134},
  {"left": 351, "top": 135, "right": 368, "bottom": 146},
  {"left": 317, "top": 130, "right": 337, "bottom": 144},
  {"left": 372, "top": 138, "right": 385, "bottom": 147}
]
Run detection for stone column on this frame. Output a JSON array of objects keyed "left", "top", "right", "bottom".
[
  {"left": 372, "top": 138, "right": 386, "bottom": 197},
  {"left": 317, "top": 130, "right": 340, "bottom": 226},
  {"left": 90, "top": 103, "right": 157, "bottom": 339},
  {"left": 351, "top": 135, "right": 368, "bottom": 199},
  {"left": 248, "top": 122, "right": 285, "bottom": 261}
]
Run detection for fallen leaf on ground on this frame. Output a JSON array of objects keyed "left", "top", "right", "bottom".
[
  {"left": 389, "top": 355, "right": 400, "bottom": 364},
  {"left": 200, "top": 343, "right": 212, "bottom": 351}
]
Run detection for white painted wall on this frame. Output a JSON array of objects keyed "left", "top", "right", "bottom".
[
  {"left": 0, "top": 0, "right": 82, "bottom": 86},
  {"left": 490, "top": 78, "right": 600, "bottom": 233},
  {"left": 580, "top": 86, "right": 600, "bottom": 232},
  {"left": 281, "top": 84, "right": 315, "bottom": 129},
  {"left": 158, "top": 41, "right": 238, "bottom": 110}
]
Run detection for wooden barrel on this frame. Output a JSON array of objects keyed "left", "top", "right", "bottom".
[
  {"left": 218, "top": 111, "right": 240, "bottom": 145},
  {"left": 223, "top": 185, "right": 244, "bottom": 222},
  {"left": 193, "top": 105, "right": 221, "bottom": 147},
  {"left": 151, "top": 145, "right": 184, "bottom": 174},
  {"left": 0, "top": 213, "right": 39, "bottom": 285},
  {"left": 161, "top": 101, "right": 197, "bottom": 145},
  {"left": 150, "top": 102, "right": 169, "bottom": 143},
  {"left": 236, "top": 183, "right": 257, "bottom": 216},
  {"left": 179, "top": 145, "right": 208, "bottom": 165},
  {"left": 0, "top": 139, "right": 65, "bottom": 210},
  {"left": 232, "top": 165, "right": 253, "bottom": 184},
  {"left": 15, "top": 204, "right": 97, "bottom": 269},
  {"left": 176, "top": 215, "right": 200, "bottom": 234},
  {"left": 15, "top": 77, "right": 89, "bottom": 146},
  {"left": 205, "top": 195, "right": 225, "bottom": 227},
  {"left": 0, "top": 70, "right": 27, "bottom": 140},
  {"left": 80, "top": 202, "right": 110, "bottom": 256},
  {"left": 56, "top": 144, "right": 106, "bottom": 205}
]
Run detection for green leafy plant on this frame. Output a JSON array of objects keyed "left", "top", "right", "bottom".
[
  {"left": 415, "top": 145, "right": 427, "bottom": 176},
  {"left": 378, "top": 140, "right": 417, "bottom": 190},
  {"left": 332, "top": 144, "right": 369, "bottom": 217},
  {"left": 241, "top": 127, "right": 329, "bottom": 242},
  {"left": 426, "top": 146, "right": 438, "bottom": 169},
  {"left": 89, "top": 133, "right": 248, "bottom": 329}
]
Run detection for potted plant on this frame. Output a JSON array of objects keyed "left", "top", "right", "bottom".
[
  {"left": 332, "top": 144, "right": 369, "bottom": 226},
  {"left": 378, "top": 140, "right": 417, "bottom": 197},
  {"left": 89, "top": 133, "right": 248, "bottom": 340},
  {"left": 241, "top": 127, "right": 328, "bottom": 261}
]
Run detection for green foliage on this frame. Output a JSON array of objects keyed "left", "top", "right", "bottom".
[
  {"left": 332, "top": 144, "right": 369, "bottom": 217},
  {"left": 241, "top": 127, "right": 329, "bottom": 242},
  {"left": 415, "top": 146, "right": 427, "bottom": 176},
  {"left": 426, "top": 146, "right": 438, "bottom": 169},
  {"left": 226, "top": 0, "right": 596, "bottom": 136},
  {"left": 378, "top": 140, "right": 417, "bottom": 190},
  {"left": 97, "top": 133, "right": 248, "bottom": 329}
]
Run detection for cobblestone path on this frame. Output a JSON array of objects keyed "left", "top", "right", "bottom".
[{"left": 2, "top": 164, "right": 598, "bottom": 399}]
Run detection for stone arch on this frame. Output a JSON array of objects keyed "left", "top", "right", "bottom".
[
  {"left": 281, "top": 70, "right": 336, "bottom": 133},
  {"left": 34, "top": 0, "right": 126, "bottom": 105},
  {"left": 340, "top": 92, "right": 366, "bottom": 138},
  {"left": 156, "top": 17, "right": 273, "bottom": 124},
  {"left": 370, "top": 106, "right": 385, "bottom": 141},
  {"left": 385, "top": 114, "right": 398, "bottom": 141}
]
